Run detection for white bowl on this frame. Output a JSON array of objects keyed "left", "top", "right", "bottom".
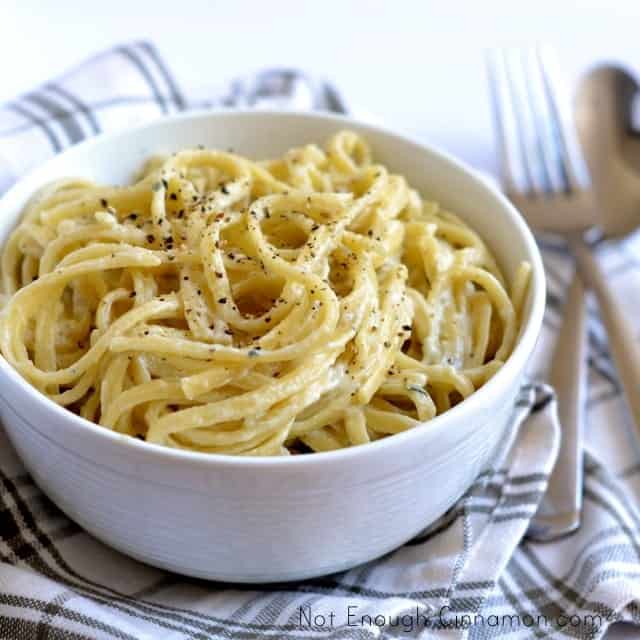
[{"left": 0, "top": 110, "right": 545, "bottom": 583}]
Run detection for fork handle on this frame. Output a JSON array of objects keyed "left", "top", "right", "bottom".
[
  {"left": 570, "top": 236, "right": 640, "bottom": 427},
  {"left": 527, "top": 270, "right": 586, "bottom": 541}
]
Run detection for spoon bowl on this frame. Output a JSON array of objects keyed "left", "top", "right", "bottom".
[{"left": 575, "top": 64, "right": 640, "bottom": 238}]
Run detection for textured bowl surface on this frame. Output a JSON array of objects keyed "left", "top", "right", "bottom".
[{"left": 0, "top": 110, "right": 545, "bottom": 582}]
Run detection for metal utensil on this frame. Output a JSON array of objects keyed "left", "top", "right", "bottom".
[
  {"left": 526, "top": 275, "right": 588, "bottom": 540},
  {"left": 575, "top": 64, "right": 640, "bottom": 238},
  {"left": 189, "top": 69, "right": 348, "bottom": 114},
  {"left": 224, "top": 69, "right": 348, "bottom": 113},
  {"left": 486, "top": 47, "right": 591, "bottom": 540},
  {"left": 491, "top": 49, "right": 640, "bottom": 436}
]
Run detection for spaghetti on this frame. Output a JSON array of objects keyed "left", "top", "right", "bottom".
[{"left": 0, "top": 131, "right": 530, "bottom": 455}]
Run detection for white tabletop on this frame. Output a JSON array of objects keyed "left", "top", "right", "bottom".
[{"left": 2, "top": 0, "right": 640, "bottom": 636}]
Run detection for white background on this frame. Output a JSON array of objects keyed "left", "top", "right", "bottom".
[
  {"left": 4, "top": 0, "right": 640, "bottom": 178},
  {"left": 2, "top": 1, "right": 640, "bottom": 636}
]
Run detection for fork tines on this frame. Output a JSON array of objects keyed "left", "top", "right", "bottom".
[{"left": 486, "top": 46, "right": 588, "bottom": 198}]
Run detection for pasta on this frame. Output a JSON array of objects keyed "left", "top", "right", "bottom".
[{"left": 0, "top": 131, "right": 530, "bottom": 456}]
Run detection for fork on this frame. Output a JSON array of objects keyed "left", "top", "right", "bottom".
[
  {"left": 486, "top": 47, "right": 597, "bottom": 540},
  {"left": 489, "top": 46, "right": 640, "bottom": 540}
]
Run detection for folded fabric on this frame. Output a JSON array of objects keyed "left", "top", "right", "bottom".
[{"left": 1, "top": 41, "right": 640, "bottom": 640}]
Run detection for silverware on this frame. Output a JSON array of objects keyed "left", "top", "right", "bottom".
[
  {"left": 490, "top": 48, "right": 640, "bottom": 437},
  {"left": 487, "top": 47, "right": 590, "bottom": 540},
  {"left": 528, "top": 275, "right": 588, "bottom": 540},
  {"left": 190, "top": 69, "right": 348, "bottom": 114},
  {"left": 575, "top": 64, "right": 640, "bottom": 239},
  {"left": 224, "top": 69, "right": 348, "bottom": 113}
]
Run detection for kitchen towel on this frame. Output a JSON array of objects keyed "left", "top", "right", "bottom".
[{"left": 1, "top": 41, "right": 639, "bottom": 640}]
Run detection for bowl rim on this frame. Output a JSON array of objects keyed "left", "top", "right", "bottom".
[{"left": 0, "top": 108, "right": 546, "bottom": 469}]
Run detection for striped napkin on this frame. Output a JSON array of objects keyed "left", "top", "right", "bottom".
[{"left": 1, "top": 41, "right": 639, "bottom": 640}]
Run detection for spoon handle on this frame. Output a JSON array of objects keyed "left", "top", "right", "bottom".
[{"left": 570, "top": 236, "right": 640, "bottom": 428}]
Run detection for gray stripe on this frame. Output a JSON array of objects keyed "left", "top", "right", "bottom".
[
  {"left": 46, "top": 83, "right": 101, "bottom": 134},
  {"left": 491, "top": 510, "right": 537, "bottom": 524},
  {"left": 588, "top": 567, "right": 640, "bottom": 591},
  {"left": 117, "top": 46, "right": 168, "bottom": 114},
  {"left": 3, "top": 522, "right": 80, "bottom": 565},
  {"left": 298, "top": 579, "right": 448, "bottom": 600},
  {"left": 587, "top": 388, "right": 621, "bottom": 410},
  {"left": 36, "top": 591, "right": 85, "bottom": 640},
  {"left": 518, "top": 545, "right": 617, "bottom": 619},
  {"left": 507, "top": 557, "right": 589, "bottom": 640},
  {"left": 587, "top": 356, "right": 620, "bottom": 391},
  {"left": 16, "top": 558, "right": 238, "bottom": 640},
  {"left": 254, "top": 592, "right": 296, "bottom": 626},
  {"left": 1, "top": 96, "right": 162, "bottom": 138},
  {"left": 443, "top": 594, "right": 488, "bottom": 614},
  {"left": 547, "top": 526, "right": 624, "bottom": 586},
  {"left": 0, "top": 593, "right": 136, "bottom": 640},
  {"left": 499, "top": 491, "right": 544, "bottom": 510},
  {"left": 0, "top": 464, "right": 213, "bottom": 639},
  {"left": 409, "top": 474, "right": 547, "bottom": 546},
  {"left": 8, "top": 102, "right": 62, "bottom": 152},
  {"left": 0, "top": 618, "right": 94, "bottom": 640},
  {"left": 445, "top": 497, "right": 474, "bottom": 611},
  {"left": 227, "top": 592, "right": 270, "bottom": 624},
  {"left": 588, "top": 460, "right": 640, "bottom": 531},
  {"left": 284, "top": 594, "right": 324, "bottom": 626},
  {"left": 304, "top": 577, "right": 495, "bottom": 600},
  {"left": 496, "top": 576, "right": 552, "bottom": 639},
  {"left": 619, "top": 462, "right": 640, "bottom": 478},
  {"left": 323, "top": 83, "right": 348, "bottom": 115},
  {"left": 140, "top": 42, "right": 186, "bottom": 110},
  {"left": 129, "top": 575, "right": 177, "bottom": 600},
  {"left": 583, "top": 488, "right": 640, "bottom": 562},
  {"left": 571, "top": 542, "right": 638, "bottom": 596},
  {"left": 537, "top": 237, "right": 571, "bottom": 255},
  {"left": 24, "top": 92, "right": 84, "bottom": 144}
]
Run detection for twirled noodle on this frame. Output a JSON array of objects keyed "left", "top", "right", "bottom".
[{"left": 0, "top": 131, "right": 530, "bottom": 456}]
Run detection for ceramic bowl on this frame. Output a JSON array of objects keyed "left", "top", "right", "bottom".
[{"left": 0, "top": 110, "right": 545, "bottom": 582}]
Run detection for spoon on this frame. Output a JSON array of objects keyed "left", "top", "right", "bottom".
[
  {"left": 575, "top": 64, "right": 640, "bottom": 238},
  {"left": 573, "top": 64, "right": 640, "bottom": 430}
]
